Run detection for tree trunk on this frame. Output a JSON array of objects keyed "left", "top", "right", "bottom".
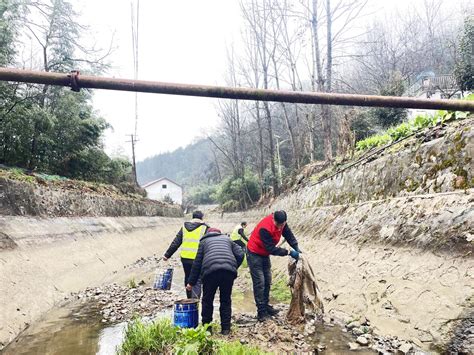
[
  {"left": 324, "top": 0, "right": 333, "bottom": 161},
  {"left": 263, "top": 101, "right": 278, "bottom": 196},
  {"left": 271, "top": 55, "right": 300, "bottom": 170},
  {"left": 255, "top": 101, "right": 265, "bottom": 194}
]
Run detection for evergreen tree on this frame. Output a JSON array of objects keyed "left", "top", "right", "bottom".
[{"left": 455, "top": 16, "right": 474, "bottom": 92}]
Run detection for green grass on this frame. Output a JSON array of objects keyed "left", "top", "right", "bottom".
[
  {"left": 270, "top": 276, "right": 292, "bottom": 303},
  {"left": 217, "top": 341, "right": 264, "bottom": 355},
  {"left": 356, "top": 94, "right": 473, "bottom": 151},
  {"left": 0, "top": 168, "right": 36, "bottom": 184},
  {"left": 117, "top": 318, "right": 267, "bottom": 355},
  {"left": 128, "top": 278, "right": 137, "bottom": 289}
]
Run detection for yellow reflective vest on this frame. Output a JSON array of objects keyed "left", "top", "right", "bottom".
[
  {"left": 180, "top": 224, "right": 207, "bottom": 259},
  {"left": 230, "top": 224, "right": 246, "bottom": 244}
]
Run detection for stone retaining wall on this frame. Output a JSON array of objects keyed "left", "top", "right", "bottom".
[
  {"left": 284, "top": 119, "right": 473, "bottom": 210},
  {"left": 0, "top": 178, "right": 182, "bottom": 217}
]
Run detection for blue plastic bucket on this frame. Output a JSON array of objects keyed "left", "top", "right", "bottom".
[
  {"left": 173, "top": 299, "right": 199, "bottom": 328},
  {"left": 153, "top": 268, "right": 173, "bottom": 290}
]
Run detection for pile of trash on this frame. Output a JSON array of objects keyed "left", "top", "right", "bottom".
[{"left": 286, "top": 256, "right": 324, "bottom": 324}]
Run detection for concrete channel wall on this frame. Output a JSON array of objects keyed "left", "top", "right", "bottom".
[
  {"left": 213, "top": 188, "right": 473, "bottom": 350},
  {"left": 0, "top": 178, "right": 183, "bottom": 217},
  {"left": 1, "top": 120, "right": 472, "bottom": 351},
  {"left": 0, "top": 217, "right": 183, "bottom": 348}
]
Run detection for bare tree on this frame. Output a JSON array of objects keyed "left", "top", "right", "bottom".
[
  {"left": 240, "top": 26, "right": 265, "bottom": 193},
  {"left": 269, "top": 0, "right": 303, "bottom": 170},
  {"left": 241, "top": 0, "right": 279, "bottom": 195},
  {"left": 305, "top": 0, "right": 368, "bottom": 161}
]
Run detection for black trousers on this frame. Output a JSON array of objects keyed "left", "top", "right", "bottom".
[
  {"left": 233, "top": 239, "right": 246, "bottom": 249},
  {"left": 247, "top": 250, "right": 272, "bottom": 314},
  {"left": 201, "top": 270, "right": 235, "bottom": 330},
  {"left": 182, "top": 258, "right": 201, "bottom": 299}
]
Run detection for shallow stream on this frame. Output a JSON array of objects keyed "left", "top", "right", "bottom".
[{"left": 3, "top": 265, "right": 374, "bottom": 354}]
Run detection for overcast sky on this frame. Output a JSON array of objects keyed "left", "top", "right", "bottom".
[
  {"left": 76, "top": 0, "right": 469, "bottom": 162},
  {"left": 78, "top": 0, "right": 241, "bottom": 161}
]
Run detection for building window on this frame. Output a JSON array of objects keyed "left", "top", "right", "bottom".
[{"left": 162, "top": 184, "right": 167, "bottom": 189}]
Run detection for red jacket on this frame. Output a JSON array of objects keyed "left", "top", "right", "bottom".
[{"left": 247, "top": 214, "right": 284, "bottom": 256}]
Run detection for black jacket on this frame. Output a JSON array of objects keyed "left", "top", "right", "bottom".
[
  {"left": 260, "top": 224, "right": 299, "bottom": 256},
  {"left": 188, "top": 232, "right": 244, "bottom": 285},
  {"left": 164, "top": 219, "right": 209, "bottom": 260},
  {"left": 237, "top": 228, "right": 248, "bottom": 242}
]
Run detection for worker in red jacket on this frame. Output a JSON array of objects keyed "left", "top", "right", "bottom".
[{"left": 246, "top": 210, "right": 301, "bottom": 321}]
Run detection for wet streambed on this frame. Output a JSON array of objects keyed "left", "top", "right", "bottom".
[{"left": 3, "top": 265, "right": 374, "bottom": 354}]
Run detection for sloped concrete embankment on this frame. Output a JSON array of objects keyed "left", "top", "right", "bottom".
[
  {"left": 0, "top": 177, "right": 183, "bottom": 217},
  {"left": 211, "top": 192, "right": 473, "bottom": 351},
  {"left": 287, "top": 118, "right": 473, "bottom": 207},
  {"left": 210, "top": 121, "right": 474, "bottom": 351},
  {"left": 0, "top": 216, "right": 183, "bottom": 349}
]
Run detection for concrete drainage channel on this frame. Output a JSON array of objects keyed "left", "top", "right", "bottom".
[
  {"left": 1, "top": 258, "right": 180, "bottom": 355},
  {"left": 2, "top": 255, "right": 378, "bottom": 355},
  {"left": 2, "top": 214, "right": 471, "bottom": 353}
]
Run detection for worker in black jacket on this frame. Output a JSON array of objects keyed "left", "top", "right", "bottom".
[
  {"left": 163, "top": 210, "right": 209, "bottom": 298},
  {"left": 186, "top": 228, "right": 244, "bottom": 335}
]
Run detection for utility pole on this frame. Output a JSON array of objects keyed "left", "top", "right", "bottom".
[{"left": 126, "top": 134, "right": 139, "bottom": 185}]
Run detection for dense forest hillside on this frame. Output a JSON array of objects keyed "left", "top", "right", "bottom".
[{"left": 136, "top": 139, "right": 217, "bottom": 187}]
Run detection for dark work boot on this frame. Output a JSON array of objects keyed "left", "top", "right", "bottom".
[
  {"left": 221, "top": 328, "right": 231, "bottom": 335},
  {"left": 266, "top": 304, "right": 280, "bottom": 316},
  {"left": 257, "top": 311, "right": 271, "bottom": 322}
]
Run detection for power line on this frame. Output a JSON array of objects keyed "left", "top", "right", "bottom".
[
  {"left": 129, "top": 0, "right": 140, "bottom": 186},
  {"left": 131, "top": 0, "right": 140, "bottom": 138}
]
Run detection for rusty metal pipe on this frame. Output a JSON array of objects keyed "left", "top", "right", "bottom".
[{"left": 0, "top": 67, "right": 473, "bottom": 111}]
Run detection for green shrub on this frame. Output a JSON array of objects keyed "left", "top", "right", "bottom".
[
  {"left": 356, "top": 100, "right": 472, "bottom": 152},
  {"left": 119, "top": 318, "right": 178, "bottom": 354},
  {"left": 387, "top": 122, "right": 413, "bottom": 141},
  {"left": 186, "top": 184, "right": 218, "bottom": 205},
  {"left": 175, "top": 324, "right": 218, "bottom": 355},
  {"left": 355, "top": 133, "right": 391, "bottom": 151},
  {"left": 216, "top": 172, "right": 260, "bottom": 211},
  {"left": 118, "top": 318, "right": 266, "bottom": 355}
]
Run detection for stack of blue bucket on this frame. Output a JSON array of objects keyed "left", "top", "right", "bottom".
[
  {"left": 153, "top": 268, "right": 173, "bottom": 290},
  {"left": 174, "top": 299, "right": 199, "bottom": 328}
]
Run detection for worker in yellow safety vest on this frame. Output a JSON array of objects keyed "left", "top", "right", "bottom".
[
  {"left": 163, "top": 210, "right": 209, "bottom": 298},
  {"left": 230, "top": 222, "right": 248, "bottom": 248},
  {"left": 230, "top": 222, "right": 249, "bottom": 267}
]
